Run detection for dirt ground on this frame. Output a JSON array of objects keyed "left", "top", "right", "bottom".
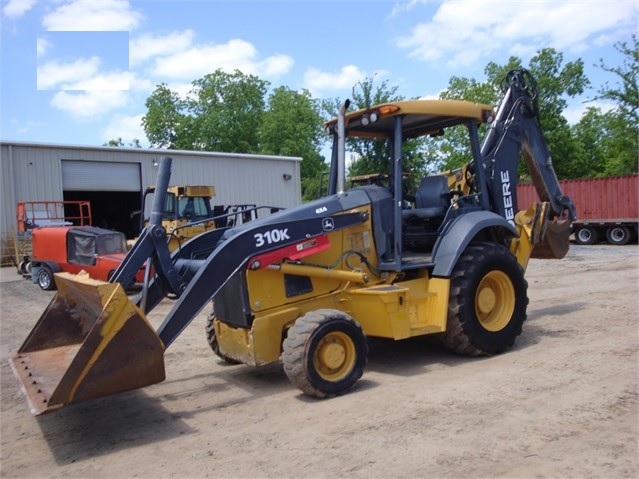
[{"left": 0, "top": 243, "right": 637, "bottom": 478}]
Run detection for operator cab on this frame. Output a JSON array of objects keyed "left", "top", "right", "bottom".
[
  {"left": 324, "top": 100, "right": 494, "bottom": 269},
  {"left": 177, "top": 196, "right": 211, "bottom": 221}
]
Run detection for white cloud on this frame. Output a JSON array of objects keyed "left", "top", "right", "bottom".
[
  {"left": 127, "top": 72, "right": 155, "bottom": 92},
  {"left": 50, "top": 90, "right": 129, "bottom": 118},
  {"left": 68, "top": 71, "right": 130, "bottom": 90},
  {"left": 37, "top": 36, "right": 51, "bottom": 58},
  {"left": 129, "top": 30, "right": 195, "bottom": 66},
  {"left": 42, "top": 0, "right": 143, "bottom": 31},
  {"left": 37, "top": 56, "right": 130, "bottom": 90},
  {"left": 388, "top": 0, "right": 426, "bottom": 18},
  {"left": 564, "top": 99, "right": 617, "bottom": 125},
  {"left": 38, "top": 56, "right": 101, "bottom": 89},
  {"left": 3, "top": 0, "right": 36, "bottom": 18},
  {"left": 9, "top": 118, "right": 47, "bottom": 135},
  {"left": 396, "top": 0, "right": 639, "bottom": 67},
  {"left": 151, "top": 38, "right": 293, "bottom": 80},
  {"left": 303, "top": 65, "right": 367, "bottom": 95},
  {"left": 101, "top": 114, "right": 148, "bottom": 145},
  {"left": 259, "top": 54, "right": 295, "bottom": 77}
]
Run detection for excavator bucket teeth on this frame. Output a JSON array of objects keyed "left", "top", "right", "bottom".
[
  {"left": 531, "top": 220, "right": 571, "bottom": 259},
  {"left": 10, "top": 272, "right": 165, "bottom": 415}
]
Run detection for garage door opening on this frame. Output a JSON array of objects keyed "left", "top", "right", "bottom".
[
  {"left": 61, "top": 160, "right": 143, "bottom": 239},
  {"left": 63, "top": 190, "right": 142, "bottom": 238}
]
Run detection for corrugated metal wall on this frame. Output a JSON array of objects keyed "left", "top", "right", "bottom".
[
  {"left": 518, "top": 175, "right": 639, "bottom": 221},
  {"left": 1, "top": 141, "right": 302, "bottom": 245}
]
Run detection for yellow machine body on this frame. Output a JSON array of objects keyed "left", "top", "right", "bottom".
[{"left": 214, "top": 206, "right": 452, "bottom": 366}]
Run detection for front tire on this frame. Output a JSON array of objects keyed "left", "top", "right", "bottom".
[
  {"left": 37, "top": 265, "right": 56, "bottom": 291},
  {"left": 440, "top": 242, "right": 528, "bottom": 356},
  {"left": 282, "top": 309, "right": 368, "bottom": 398}
]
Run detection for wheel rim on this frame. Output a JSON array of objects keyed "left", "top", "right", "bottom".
[
  {"left": 39, "top": 271, "right": 51, "bottom": 289},
  {"left": 610, "top": 227, "right": 625, "bottom": 242},
  {"left": 313, "top": 331, "right": 356, "bottom": 381},
  {"left": 475, "top": 270, "right": 515, "bottom": 332},
  {"left": 577, "top": 229, "right": 591, "bottom": 242}
]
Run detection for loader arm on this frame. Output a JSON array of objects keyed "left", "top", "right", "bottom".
[
  {"left": 154, "top": 210, "right": 368, "bottom": 348},
  {"left": 110, "top": 156, "right": 188, "bottom": 301},
  {"left": 112, "top": 157, "right": 370, "bottom": 348}
]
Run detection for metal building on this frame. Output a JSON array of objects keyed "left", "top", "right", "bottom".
[{"left": 1, "top": 141, "right": 302, "bottom": 264}]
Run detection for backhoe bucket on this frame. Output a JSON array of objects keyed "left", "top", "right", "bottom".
[
  {"left": 531, "top": 219, "right": 571, "bottom": 259},
  {"left": 10, "top": 272, "right": 165, "bottom": 415}
]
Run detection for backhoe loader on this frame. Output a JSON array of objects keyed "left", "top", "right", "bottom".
[{"left": 11, "top": 69, "right": 576, "bottom": 415}]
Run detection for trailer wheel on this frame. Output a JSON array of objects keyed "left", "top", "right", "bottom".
[
  {"left": 37, "top": 265, "right": 56, "bottom": 291},
  {"left": 574, "top": 226, "right": 599, "bottom": 245},
  {"left": 440, "top": 242, "right": 528, "bottom": 356},
  {"left": 605, "top": 226, "right": 631, "bottom": 245},
  {"left": 282, "top": 309, "right": 367, "bottom": 398},
  {"left": 205, "top": 313, "right": 240, "bottom": 364}
]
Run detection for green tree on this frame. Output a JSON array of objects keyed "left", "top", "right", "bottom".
[
  {"left": 103, "top": 137, "right": 142, "bottom": 148},
  {"left": 571, "top": 105, "right": 638, "bottom": 177},
  {"left": 260, "top": 87, "right": 326, "bottom": 201},
  {"left": 142, "top": 70, "right": 330, "bottom": 201},
  {"left": 582, "top": 35, "right": 638, "bottom": 176},
  {"left": 435, "top": 48, "right": 589, "bottom": 178},
  {"left": 435, "top": 76, "right": 499, "bottom": 171},
  {"left": 441, "top": 75, "right": 499, "bottom": 104},
  {"left": 142, "top": 83, "right": 188, "bottom": 149},
  {"left": 142, "top": 70, "right": 268, "bottom": 152},
  {"left": 346, "top": 76, "right": 405, "bottom": 178},
  {"left": 322, "top": 76, "right": 432, "bottom": 192},
  {"left": 523, "top": 49, "right": 588, "bottom": 178},
  {"left": 593, "top": 35, "right": 638, "bottom": 126},
  {"left": 189, "top": 70, "right": 268, "bottom": 153}
]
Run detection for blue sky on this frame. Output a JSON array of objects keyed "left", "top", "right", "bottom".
[{"left": 1, "top": 0, "right": 637, "bottom": 148}]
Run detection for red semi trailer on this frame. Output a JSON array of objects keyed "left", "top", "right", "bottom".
[{"left": 518, "top": 175, "right": 638, "bottom": 245}]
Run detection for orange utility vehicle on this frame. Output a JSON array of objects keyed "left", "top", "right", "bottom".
[{"left": 31, "top": 226, "right": 145, "bottom": 291}]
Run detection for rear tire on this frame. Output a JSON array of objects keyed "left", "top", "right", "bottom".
[
  {"left": 282, "top": 309, "right": 367, "bottom": 398},
  {"left": 606, "top": 226, "right": 631, "bottom": 245},
  {"left": 440, "top": 243, "right": 528, "bottom": 356},
  {"left": 574, "top": 226, "right": 599, "bottom": 245},
  {"left": 37, "top": 265, "right": 56, "bottom": 291}
]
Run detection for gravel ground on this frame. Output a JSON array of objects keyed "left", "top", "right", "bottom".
[{"left": 0, "top": 244, "right": 637, "bottom": 478}]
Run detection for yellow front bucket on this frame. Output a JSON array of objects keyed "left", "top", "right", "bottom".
[{"left": 10, "top": 272, "right": 166, "bottom": 415}]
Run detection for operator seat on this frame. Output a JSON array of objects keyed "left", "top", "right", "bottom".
[
  {"left": 402, "top": 175, "right": 450, "bottom": 221},
  {"left": 401, "top": 175, "right": 450, "bottom": 251}
]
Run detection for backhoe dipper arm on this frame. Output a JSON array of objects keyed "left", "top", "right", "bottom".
[{"left": 480, "top": 69, "right": 576, "bottom": 223}]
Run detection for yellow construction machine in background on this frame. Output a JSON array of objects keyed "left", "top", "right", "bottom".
[{"left": 133, "top": 184, "right": 277, "bottom": 251}]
